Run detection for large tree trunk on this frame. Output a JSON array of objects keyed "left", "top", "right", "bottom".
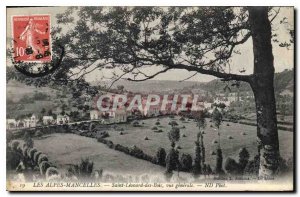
[{"left": 248, "top": 7, "right": 280, "bottom": 177}]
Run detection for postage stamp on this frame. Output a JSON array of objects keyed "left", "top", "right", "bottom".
[{"left": 12, "top": 15, "right": 51, "bottom": 62}]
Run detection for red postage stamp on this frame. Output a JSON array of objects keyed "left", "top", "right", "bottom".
[{"left": 12, "top": 15, "right": 51, "bottom": 62}]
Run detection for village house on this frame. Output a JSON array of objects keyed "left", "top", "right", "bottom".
[
  {"left": 56, "top": 115, "right": 70, "bottom": 125},
  {"left": 43, "top": 116, "right": 54, "bottom": 125},
  {"left": 6, "top": 119, "right": 17, "bottom": 129},
  {"left": 16, "top": 114, "right": 38, "bottom": 128}
]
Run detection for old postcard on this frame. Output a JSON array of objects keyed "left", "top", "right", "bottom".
[{"left": 6, "top": 6, "right": 294, "bottom": 191}]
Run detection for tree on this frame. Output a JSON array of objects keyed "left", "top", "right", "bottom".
[
  {"left": 215, "top": 148, "right": 224, "bottom": 175},
  {"left": 10, "top": 6, "right": 293, "bottom": 176},
  {"left": 193, "top": 133, "right": 202, "bottom": 177},
  {"left": 23, "top": 132, "right": 34, "bottom": 149},
  {"left": 212, "top": 108, "right": 223, "bottom": 147},
  {"left": 168, "top": 127, "right": 180, "bottom": 148},
  {"left": 156, "top": 147, "right": 166, "bottom": 166},
  {"left": 238, "top": 148, "right": 250, "bottom": 173},
  {"left": 41, "top": 108, "right": 46, "bottom": 115}
]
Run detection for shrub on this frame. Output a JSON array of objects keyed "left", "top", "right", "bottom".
[
  {"left": 99, "top": 131, "right": 109, "bottom": 138},
  {"left": 10, "top": 140, "right": 20, "bottom": 152},
  {"left": 28, "top": 148, "right": 38, "bottom": 160},
  {"left": 7, "top": 150, "right": 21, "bottom": 170},
  {"left": 78, "top": 158, "right": 94, "bottom": 178},
  {"left": 37, "top": 154, "right": 48, "bottom": 165},
  {"left": 211, "top": 151, "right": 216, "bottom": 155},
  {"left": 226, "top": 123, "right": 230, "bottom": 126},
  {"left": 35, "top": 130, "right": 43, "bottom": 137},
  {"left": 152, "top": 126, "right": 158, "bottom": 130},
  {"left": 179, "top": 117, "right": 185, "bottom": 121},
  {"left": 168, "top": 121, "right": 178, "bottom": 127},
  {"left": 244, "top": 155, "right": 259, "bottom": 176},
  {"left": 154, "top": 129, "right": 163, "bottom": 133},
  {"left": 168, "top": 127, "right": 180, "bottom": 147},
  {"left": 241, "top": 132, "right": 247, "bottom": 135},
  {"left": 156, "top": 148, "right": 166, "bottom": 166},
  {"left": 114, "top": 144, "right": 130, "bottom": 154},
  {"left": 238, "top": 148, "right": 250, "bottom": 172},
  {"left": 224, "top": 157, "right": 240, "bottom": 175},
  {"left": 165, "top": 148, "right": 179, "bottom": 173},
  {"left": 33, "top": 151, "right": 42, "bottom": 164},
  {"left": 119, "top": 131, "right": 124, "bottom": 135},
  {"left": 215, "top": 148, "right": 223, "bottom": 175},
  {"left": 182, "top": 134, "right": 186, "bottom": 137},
  {"left": 106, "top": 141, "right": 114, "bottom": 149},
  {"left": 180, "top": 154, "right": 193, "bottom": 172},
  {"left": 227, "top": 135, "right": 233, "bottom": 139},
  {"left": 129, "top": 145, "right": 144, "bottom": 159},
  {"left": 39, "top": 161, "right": 51, "bottom": 175},
  {"left": 144, "top": 136, "right": 149, "bottom": 140},
  {"left": 46, "top": 167, "right": 60, "bottom": 180},
  {"left": 212, "top": 139, "right": 218, "bottom": 144},
  {"left": 23, "top": 132, "right": 34, "bottom": 148},
  {"left": 132, "top": 121, "right": 139, "bottom": 127},
  {"left": 155, "top": 121, "right": 160, "bottom": 125}
]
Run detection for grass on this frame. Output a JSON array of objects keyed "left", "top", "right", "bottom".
[
  {"left": 105, "top": 116, "right": 293, "bottom": 169},
  {"left": 33, "top": 133, "right": 165, "bottom": 175},
  {"left": 32, "top": 116, "right": 293, "bottom": 175}
]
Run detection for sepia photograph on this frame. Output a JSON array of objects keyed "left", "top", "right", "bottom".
[{"left": 5, "top": 5, "right": 295, "bottom": 191}]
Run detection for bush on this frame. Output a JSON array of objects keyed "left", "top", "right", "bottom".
[
  {"left": 10, "top": 140, "right": 20, "bottom": 152},
  {"left": 7, "top": 150, "right": 21, "bottom": 170},
  {"left": 144, "top": 136, "right": 149, "bottom": 140},
  {"left": 244, "top": 155, "right": 259, "bottom": 176},
  {"left": 179, "top": 117, "right": 185, "bottom": 121},
  {"left": 155, "top": 122, "right": 160, "bottom": 125},
  {"left": 35, "top": 130, "right": 43, "bottom": 137},
  {"left": 156, "top": 148, "right": 166, "bottom": 166},
  {"left": 224, "top": 157, "right": 240, "bottom": 175},
  {"left": 106, "top": 141, "right": 114, "bottom": 149},
  {"left": 180, "top": 154, "right": 193, "bottom": 172},
  {"left": 165, "top": 148, "right": 179, "bottom": 173},
  {"left": 238, "top": 148, "right": 250, "bottom": 172},
  {"left": 227, "top": 135, "right": 233, "bottom": 139},
  {"left": 153, "top": 129, "right": 163, "bottom": 133},
  {"left": 37, "top": 154, "right": 48, "bottom": 165},
  {"left": 215, "top": 148, "right": 223, "bottom": 175},
  {"left": 152, "top": 126, "right": 158, "bottom": 130},
  {"left": 129, "top": 145, "right": 144, "bottom": 159},
  {"left": 33, "top": 151, "right": 42, "bottom": 164},
  {"left": 132, "top": 121, "right": 140, "bottom": 127},
  {"left": 182, "top": 134, "right": 186, "bottom": 137},
  {"left": 28, "top": 148, "right": 38, "bottom": 160},
  {"left": 99, "top": 131, "right": 109, "bottom": 138},
  {"left": 39, "top": 161, "right": 51, "bottom": 175},
  {"left": 114, "top": 144, "right": 130, "bottom": 154},
  {"left": 168, "top": 121, "right": 178, "bottom": 127},
  {"left": 46, "top": 167, "right": 60, "bottom": 180}
]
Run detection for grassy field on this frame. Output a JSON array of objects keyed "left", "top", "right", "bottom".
[
  {"left": 104, "top": 116, "right": 293, "bottom": 169},
  {"left": 33, "top": 116, "right": 293, "bottom": 175},
  {"left": 33, "top": 133, "right": 165, "bottom": 175}
]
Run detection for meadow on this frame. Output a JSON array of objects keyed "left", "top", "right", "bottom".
[{"left": 33, "top": 116, "right": 293, "bottom": 174}]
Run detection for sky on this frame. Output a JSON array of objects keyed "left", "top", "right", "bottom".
[{"left": 6, "top": 6, "right": 294, "bottom": 82}]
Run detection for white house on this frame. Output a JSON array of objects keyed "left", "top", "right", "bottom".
[
  {"left": 43, "top": 116, "right": 54, "bottom": 125},
  {"left": 143, "top": 105, "right": 160, "bottom": 117},
  {"left": 6, "top": 119, "right": 17, "bottom": 129},
  {"left": 90, "top": 110, "right": 101, "bottom": 120},
  {"left": 114, "top": 109, "right": 127, "bottom": 123},
  {"left": 56, "top": 115, "right": 70, "bottom": 125}
]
